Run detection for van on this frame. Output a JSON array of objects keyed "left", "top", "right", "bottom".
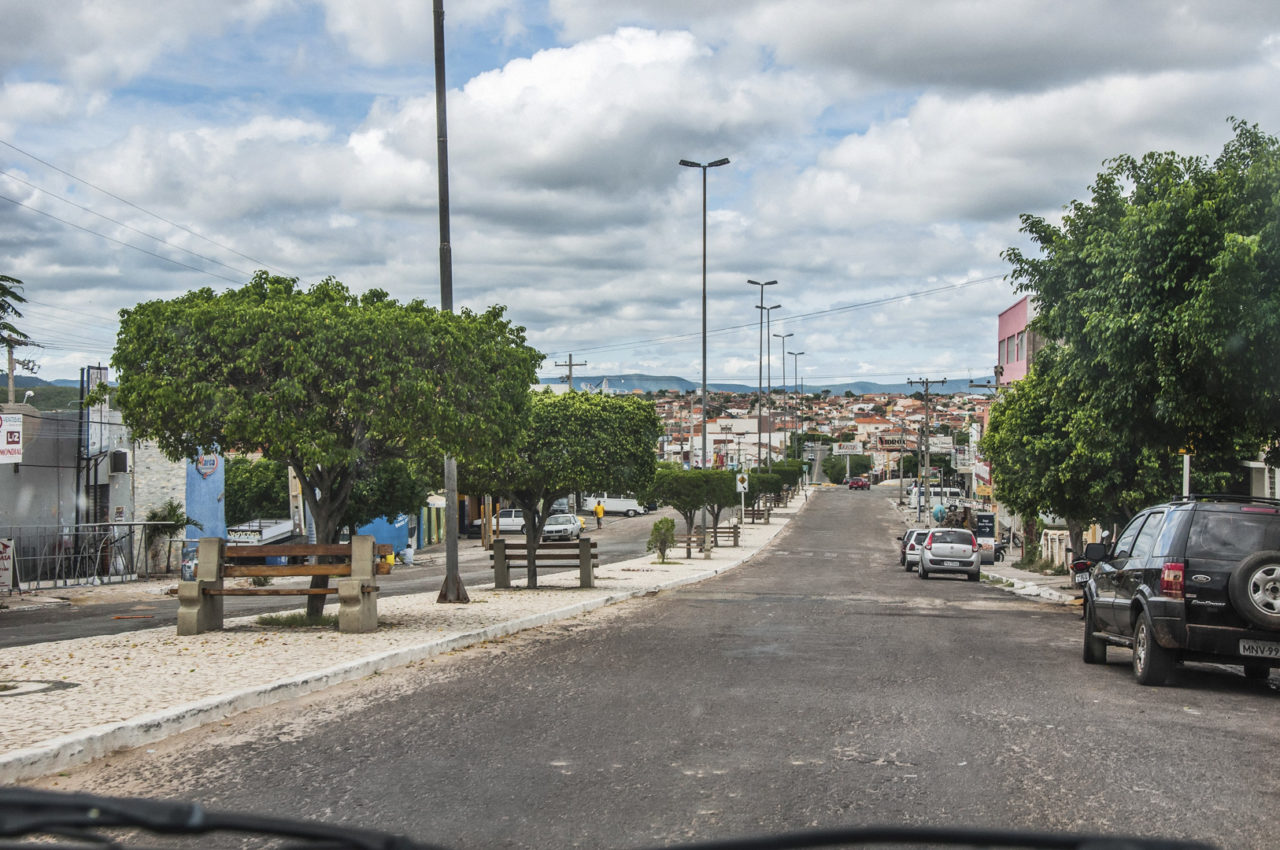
[
  {"left": 910, "top": 486, "right": 963, "bottom": 508},
  {"left": 583, "top": 493, "right": 648, "bottom": 517}
]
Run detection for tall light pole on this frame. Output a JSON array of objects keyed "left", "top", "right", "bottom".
[
  {"left": 773, "top": 332, "right": 793, "bottom": 464},
  {"left": 748, "top": 280, "right": 777, "bottom": 470},
  {"left": 680, "top": 156, "right": 729, "bottom": 558},
  {"left": 432, "top": 0, "right": 467, "bottom": 603},
  {"left": 759, "top": 304, "right": 781, "bottom": 467},
  {"left": 788, "top": 349, "right": 804, "bottom": 461}
]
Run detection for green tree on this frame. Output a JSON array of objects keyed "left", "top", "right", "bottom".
[
  {"left": 704, "top": 469, "right": 739, "bottom": 528},
  {"left": 998, "top": 120, "right": 1280, "bottom": 521},
  {"left": 652, "top": 468, "right": 714, "bottom": 534},
  {"left": 143, "top": 499, "right": 202, "bottom": 574},
  {"left": 462, "top": 390, "right": 661, "bottom": 585},
  {"left": 646, "top": 516, "right": 676, "bottom": 563},
  {"left": 224, "top": 456, "right": 290, "bottom": 527},
  {"left": 2, "top": 275, "right": 36, "bottom": 403},
  {"left": 109, "top": 273, "right": 539, "bottom": 614}
]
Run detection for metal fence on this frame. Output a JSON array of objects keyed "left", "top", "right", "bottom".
[{"left": 0, "top": 524, "right": 190, "bottom": 592}]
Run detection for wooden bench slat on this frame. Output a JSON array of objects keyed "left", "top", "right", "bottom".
[
  {"left": 224, "top": 543, "right": 395, "bottom": 557},
  {"left": 224, "top": 564, "right": 352, "bottom": 577},
  {"left": 208, "top": 588, "right": 339, "bottom": 596}
]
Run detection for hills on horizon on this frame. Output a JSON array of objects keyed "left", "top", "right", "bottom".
[
  {"left": 6, "top": 372, "right": 995, "bottom": 399},
  {"left": 541, "top": 373, "right": 995, "bottom": 396}
]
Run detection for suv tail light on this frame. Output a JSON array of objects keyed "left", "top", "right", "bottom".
[
  {"left": 1159, "top": 561, "right": 1185, "bottom": 599},
  {"left": 971, "top": 535, "right": 979, "bottom": 553},
  {"left": 923, "top": 533, "right": 934, "bottom": 550}
]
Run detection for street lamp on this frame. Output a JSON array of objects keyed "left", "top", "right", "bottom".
[
  {"left": 680, "top": 156, "right": 730, "bottom": 559},
  {"left": 773, "top": 331, "right": 793, "bottom": 464},
  {"left": 758, "top": 304, "right": 781, "bottom": 467},
  {"left": 788, "top": 350, "right": 804, "bottom": 461},
  {"left": 748, "top": 280, "right": 777, "bottom": 470}
]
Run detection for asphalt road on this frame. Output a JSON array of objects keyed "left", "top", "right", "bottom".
[
  {"left": 0, "top": 509, "right": 675, "bottom": 647},
  {"left": 37, "top": 489, "right": 1280, "bottom": 849}
]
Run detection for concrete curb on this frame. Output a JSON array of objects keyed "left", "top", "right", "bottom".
[
  {"left": 0, "top": 514, "right": 789, "bottom": 783},
  {"left": 979, "top": 569, "right": 1078, "bottom": 605}
]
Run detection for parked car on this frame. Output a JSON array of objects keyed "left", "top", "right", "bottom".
[
  {"left": 468, "top": 508, "right": 525, "bottom": 538},
  {"left": 918, "top": 527, "right": 980, "bottom": 581},
  {"left": 1081, "top": 494, "right": 1280, "bottom": 686},
  {"left": 582, "top": 493, "right": 648, "bottom": 517},
  {"left": 848, "top": 477, "right": 870, "bottom": 490},
  {"left": 541, "top": 513, "right": 581, "bottom": 541},
  {"left": 899, "top": 529, "right": 926, "bottom": 570}
]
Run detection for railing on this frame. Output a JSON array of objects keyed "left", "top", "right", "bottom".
[{"left": 0, "top": 524, "right": 189, "bottom": 592}]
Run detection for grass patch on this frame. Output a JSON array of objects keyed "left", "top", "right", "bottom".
[
  {"left": 255, "top": 612, "right": 338, "bottom": 629},
  {"left": 0, "top": 683, "right": 17, "bottom": 692}
]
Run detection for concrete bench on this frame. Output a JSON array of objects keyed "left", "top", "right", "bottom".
[
  {"left": 490, "top": 538, "right": 597, "bottom": 589},
  {"left": 177, "top": 536, "right": 391, "bottom": 635}
]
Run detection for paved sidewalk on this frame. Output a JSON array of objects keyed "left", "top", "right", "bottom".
[{"left": 0, "top": 505, "right": 801, "bottom": 784}]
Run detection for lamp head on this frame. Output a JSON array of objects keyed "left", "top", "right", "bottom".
[
  {"left": 22, "top": 390, "right": 34, "bottom": 403},
  {"left": 678, "top": 160, "right": 700, "bottom": 168}
]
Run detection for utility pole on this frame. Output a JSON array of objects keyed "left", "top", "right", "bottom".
[
  {"left": 432, "top": 0, "right": 467, "bottom": 603},
  {"left": 909, "top": 377, "right": 947, "bottom": 522},
  {"left": 555, "top": 355, "right": 586, "bottom": 388}
]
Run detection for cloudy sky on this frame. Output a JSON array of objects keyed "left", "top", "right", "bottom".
[{"left": 3, "top": 1, "right": 1279, "bottom": 390}]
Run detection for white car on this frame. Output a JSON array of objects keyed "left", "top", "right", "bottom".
[
  {"left": 918, "top": 527, "right": 981, "bottom": 581},
  {"left": 541, "top": 513, "right": 581, "bottom": 541},
  {"left": 469, "top": 508, "right": 526, "bottom": 538}
]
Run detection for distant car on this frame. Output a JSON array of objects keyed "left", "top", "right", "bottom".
[
  {"left": 918, "top": 528, "right": 980, "bottom": 581},
  {"left": 900, "top": 529, "right": 926, "bottom": 570},
  {"left": 468, "top": 508, "right": 525, "bottom": 538},
  {"left": 848, "top": 477, "right": 870, "bottom": 490},
  {"left": 541, "top": 513, "right": 581, "bottom": 541}
]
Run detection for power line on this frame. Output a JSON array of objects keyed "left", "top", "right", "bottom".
[
  {"left": 0, "top": 191, "right": 244, "bottom": 285},
  {"left": 544, "top": 274, "right": 1004, "bottom": 358},
  {"left": 1, "top": 170, "right": 253, "bottom": 279},
  {"left": 0, "top": 137, "right": 283, "bottom": 274}
]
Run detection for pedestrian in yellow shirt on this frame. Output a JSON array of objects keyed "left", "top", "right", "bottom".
[{"left": 594, "top": 501, "right": 605, "bottom": 529}]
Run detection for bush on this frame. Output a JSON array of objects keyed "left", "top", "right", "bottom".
[{"left": 647, "top": 517, "right": 676, "bottom": 563}]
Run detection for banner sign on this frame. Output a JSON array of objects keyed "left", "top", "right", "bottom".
[
  {"left": 832, "top": 442, "right": 859, "bottom": 456},
  {"left": 0, "top": 538, "right": 17, "bottom": 591},
  {"left": 0, "top": 415, "right": 21, "bottom": 464}
]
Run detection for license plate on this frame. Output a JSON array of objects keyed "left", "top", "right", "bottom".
[
  {"left": 1073, "top": 571, "right": 1090, "bottom": 586},
  {"left": 1240, "top": 639, "right": 1280, "bottom": 659},
  {"left": 943, "top": 560, "right": 960, "bottom": 567}
]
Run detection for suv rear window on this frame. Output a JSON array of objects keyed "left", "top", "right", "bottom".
[{"left": 1185, "top": 509, "right": 1280, "bottom": 561}]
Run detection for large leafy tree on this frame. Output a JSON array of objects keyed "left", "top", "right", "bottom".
[
  {"left": 2, "top": 274, "right": 35, "bottom": 403},
  {"left": 224, "top": 456, "right": 290, "bottom": 527},
  {"left": 994, "top": 121, "right": 1280, "bottom": 522},
  {"left": 110, "top": 273, "right": 540, "bottom": 610},
  {"left": 462, "top": 390, "right": 662, "bottom": 586}
]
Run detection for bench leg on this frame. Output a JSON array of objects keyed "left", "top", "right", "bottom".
[
  {"left": 176, "top": 579, "right": 223, "bottom": 635},
  {"left": 337, "top": 579, "right": 378, "bottom": 633},
  {"left": 578, "top": 537, "right": 595, "bottom": 588}
]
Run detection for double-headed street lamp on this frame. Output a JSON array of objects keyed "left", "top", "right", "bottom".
[
  {"left": 758, "top": 304, "right": 781, "bottom": 467},
  {"left": 773, "top": 331, "right": 793, "bottom": 464},
  {"left": 788, "top": 350, "right": 804, "bottom": 460},
  {"left": 680, "top": 156, "right": 729, "bottom": 557},
  {"left": 748, "top": 279, "right": 777, "bottom": 470}
]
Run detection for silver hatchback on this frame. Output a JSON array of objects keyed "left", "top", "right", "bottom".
[{"left": 918, "top": 528, "right": 980, "bottom": 581}]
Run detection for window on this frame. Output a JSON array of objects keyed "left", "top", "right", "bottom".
[
  {"left": 1113, "top": 515, "right": 1145, "bottom": 559},
  {"left": 1005, "top": 336, "right": 1015, "bottom": 364},
  {"left": 1016, "top": 331, "right": 1026, "bottom": 362},
  {"left": 1129, "top": 511, "right": 1165, "bottom": 560}
]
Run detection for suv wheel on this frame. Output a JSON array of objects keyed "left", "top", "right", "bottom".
[
  {"left": 1082, "top": 601, "right": 1107, "bottom": 665},
  {"left": 1228, "top": 550, "right": 1280, "bottom": 630},
  {"left": 1132, "top": 611, "right": 1173, "bottom": 686},
  {"left": 918, "top": 564, "right": 929, "bottom": 580}
]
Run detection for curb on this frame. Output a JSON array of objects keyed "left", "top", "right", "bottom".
[{"left": 0, "top": 518, "right": 787, "bottom": 784}]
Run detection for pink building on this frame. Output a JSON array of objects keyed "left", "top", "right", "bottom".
[{"left": 996, "top": 296, "right": 1038, "bottom": 385}]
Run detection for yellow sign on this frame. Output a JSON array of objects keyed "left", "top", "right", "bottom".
[{"left": 976, "top": 484, "right": 993, "bottom": 497}]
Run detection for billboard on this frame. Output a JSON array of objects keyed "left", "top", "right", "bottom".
[
  {"left": 0, "top": 414, "right": 21, "bottom": 464},
  {"left": 832, "top": 442, "right": 860, "bottom": 456}
]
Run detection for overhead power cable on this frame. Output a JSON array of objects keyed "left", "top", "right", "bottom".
[
  {"left": 0, "top": 137, "right": 283, "bottom": 274},
  {"left": 1, "top": 170, "right": 253, "bottom": 279}
]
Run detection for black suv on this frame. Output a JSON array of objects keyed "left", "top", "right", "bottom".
[{"left": 1081, "top": 495, "right": 1280, "bottom": 686}]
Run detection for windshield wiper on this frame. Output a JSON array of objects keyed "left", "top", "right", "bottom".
[{"left": 0, "top": 788, "right": 442, "bottom": 850}]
